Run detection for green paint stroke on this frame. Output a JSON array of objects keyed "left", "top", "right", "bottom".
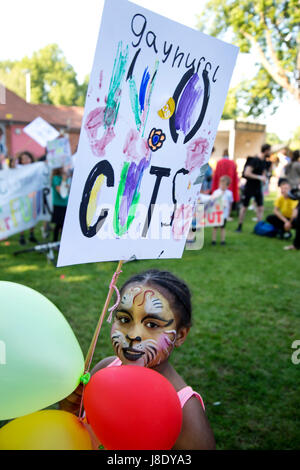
[
  {"left": 104, "top": 41, "right": 129, "bottom": 129},
  {"left": 20, "top": 197, "right": 32, "bottom": 222},
  {"left": 128, "top": 78, "right": 141, "bottom": 131},
  {"left": 113, "top": 162, "right": 141, "bottom": 237}
]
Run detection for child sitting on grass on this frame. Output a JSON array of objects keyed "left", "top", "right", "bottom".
[
  {"left": 211, "top": 175, "right": 233, "bottom": 245},
  {"left": 266, "top": 179, "right": 298, "bottom": 239},
  {"left": 60, "top": 269, "right": 215, "bottom": 450}
]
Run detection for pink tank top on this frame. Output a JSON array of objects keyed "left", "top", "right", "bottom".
[{"left": 107, "top": 357, "right": 205, "bottom": 411}]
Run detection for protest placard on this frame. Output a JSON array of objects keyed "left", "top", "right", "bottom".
[
  {"left": 0, "top": 162, "right": 52, "bottom": 240},
  {"left": 57, "top": 0, "right": 238, "bottom": 266},
  {"left": 46, "top": 137, "right": 72, "bottom": 169},
  {"left": 23, "top": 117, "right": 59, "bottom": 148},
  {"left": 198, "top": 193, "right": 224, "bottom": 227}
]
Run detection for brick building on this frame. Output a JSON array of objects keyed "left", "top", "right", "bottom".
[{"left": 0, "top": 87, "right": 84, "bottom": 160}]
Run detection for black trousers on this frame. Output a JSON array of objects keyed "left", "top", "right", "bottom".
[
  {"left": 293, "top": 206, "right": 300, "bottom": 249},
  {"left": 267, "top": 207, "right": 300, "bottom": 249},
  {"left": 266, "top": 214, "right": 293, "bottom": 231}
]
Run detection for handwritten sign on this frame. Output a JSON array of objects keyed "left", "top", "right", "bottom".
[
  {"left": 197, "top": 194, "right": 224, "bottom": 227},
  {"left": 57, "top": 0, "right": 238, "bottom": 266},
  {"left": 23, "top": 117, "right": 59, "bottom": 148},
  {"left": 46, "top": 137, "right": 72, "bottom": 169}
]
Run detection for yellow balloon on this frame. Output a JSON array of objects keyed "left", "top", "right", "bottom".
[{"left": 0, "top": 410, "right": 93, "bottom": 450}]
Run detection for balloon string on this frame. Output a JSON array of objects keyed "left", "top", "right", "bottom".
[
  {"left": 78, "top": 260, "right": 124, "bottom": 421},
  {"left": 106, "top": 270, "right": 122, "bottom": 323}
]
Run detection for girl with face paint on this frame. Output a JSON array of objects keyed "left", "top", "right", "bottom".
[
  {"left": 98, "top": 270, "right": 215, "bottom": 450},
  {"left": 60, "top": 270, "right": 215, "bottom": 450}
]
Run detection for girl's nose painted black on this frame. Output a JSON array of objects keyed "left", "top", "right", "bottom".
[{"left": 126, "top": 334, "right": 142, "bottom": 343}]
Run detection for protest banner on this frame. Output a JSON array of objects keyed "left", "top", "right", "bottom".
[
  {"left": 57, "top": 0, "right": 238, "bottom": 266},
  {"left": 23, "top": 117, "right": 59, "bottom": 148},
  {"left": 0, "top": 162, "right": 52, "bottom": 240}
]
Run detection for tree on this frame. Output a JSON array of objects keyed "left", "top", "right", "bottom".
[
  {"left": 266, "top": 132, "right": 283, "bottom": 146},
  {"left": 222, "top": 86, "right": 243, "bottom": 119},
  {"left": 289, "top": 126, "right": 300, "bottom": 150},
  {"left": 198, "top": 0, "right": 300, "bottom": 117},
  {"left": 0, "top": 44, "right": 88, "bottom": 106}
]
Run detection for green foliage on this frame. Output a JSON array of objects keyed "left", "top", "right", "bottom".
[
  {"left": 221, "top": 86, "right": 241, "bottom": 119},
  {"left": 0, "top": 44, "right": 88, "bottom": 106},
  {"left": 266, "top": 132, "right": 283, "bottom": 146},
  {"left": 289, "top": 126, "right": 300, "bottom": 150},
  {"left": 198, "top": 0, "right": 300, "bottom": 116}
]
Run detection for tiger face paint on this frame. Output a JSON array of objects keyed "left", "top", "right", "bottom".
[{"left": 111, "top": 285, "right": 177, "bottom": 368}]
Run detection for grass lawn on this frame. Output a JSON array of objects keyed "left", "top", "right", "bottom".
[{"left": 1, "top": 193, "right": 299, "bottom": 449}]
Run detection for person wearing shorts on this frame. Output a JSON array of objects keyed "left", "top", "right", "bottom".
[{"left": 236, "top": 144, "right": 271, "bottom": 232}]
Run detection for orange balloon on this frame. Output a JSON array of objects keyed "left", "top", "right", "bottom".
[{"left": 0, "top": 410, "right": 93, "bottom": 450}]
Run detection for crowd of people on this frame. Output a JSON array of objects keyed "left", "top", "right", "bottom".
[
  {"left": 199, "top": 144, "right": 300, "bottom": 250},
  {"left": 1, "top": 141, "right": 300, "bottom": 251},
  {"left": 0, "top": 147, "right": 72, "bottom": 246}
]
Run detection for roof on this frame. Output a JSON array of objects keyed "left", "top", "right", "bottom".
[
  {"left": 33, "top": 103, "right": 84, "bottom": 130},
  {"left": 0, "top": 87, "right": 84, "bottom": 130}
]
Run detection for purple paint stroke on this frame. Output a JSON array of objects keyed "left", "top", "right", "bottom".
[
  {"left": 175, "top": 74, "right": 203, "bottom": 135},
  {"left": 123, "top": 128, "right": 151, "bottom": 164},
  {"left": 119, "top": 157, "right": 150, "bottom": 226}
]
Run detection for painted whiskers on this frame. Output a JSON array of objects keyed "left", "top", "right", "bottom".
[{"left": 111, "top": 328, "right": 177, "bottom": 367}]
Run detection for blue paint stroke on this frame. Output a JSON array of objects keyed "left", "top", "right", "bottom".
[
  {"left": 175, "top": 73, "right": 203, "bottom": 135},
  {"left": 139, "top": 68, "right": 150, "bottom": 112}
]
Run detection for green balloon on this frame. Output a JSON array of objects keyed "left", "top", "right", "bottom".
[{"left": 0, "top": 282, "right": 84, "bottom": 420}]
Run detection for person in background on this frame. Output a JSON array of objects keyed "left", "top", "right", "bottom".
[
  {"left": 8, "top": 156, "right": 17, "bottom": 168},
  {"left": 200, "top": 147, "right": 214, "bottom": 194},
  {"left": 266, "top": 179, "right": 298, "bottom": 239},
  {"left": 277, "top": 148, "right": 291, "bottom": 186},
  {"left": 17, "top": 151, "right": 39, "bottom": 245},
  {"left": 236, "top": 144, "right": 271, "bottom": 232},
  {"left": 211, "top": 175, "right": 233, "bottom": 245},
  {"left": 51, "top": 167, "right": 70, "bottom": 242},
  {"left": 263, "top": 150, "right": 273, "bottom": 195},
  {"left": 211, "top": 148, "right": 239, "bottom": 217},
  {"left": 0, "top": 127, "right": 7, "bottom": 170},
  {"left": 283, "top": 150, "right": 300, "bottom": 189},
  {"left": 284, "top": 205, "right": 300, "bottom": 251}
]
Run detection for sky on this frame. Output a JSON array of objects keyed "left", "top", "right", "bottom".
[{"left": 1, "top": 0, "right": 299, "bottom": 141}]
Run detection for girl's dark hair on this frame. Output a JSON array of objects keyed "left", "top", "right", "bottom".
[
  {"left": 18, "top": 151, "right": 34, "bottom": 164},
  {"left": 120, "top": 269, "right": 192, "bottom": 329}
]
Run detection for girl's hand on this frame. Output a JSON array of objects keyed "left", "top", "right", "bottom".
[{"left": 59, "top": 382, "right": 84, "bottom": 415}]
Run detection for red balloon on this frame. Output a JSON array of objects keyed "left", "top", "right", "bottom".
[{"left": 83, "top": 365, "right": 182, "bottom": 450}]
